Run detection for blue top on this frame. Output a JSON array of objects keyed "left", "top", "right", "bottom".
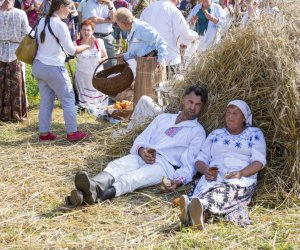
[{"left": 123, "top": 19, "right": 167, "bottom": 63}]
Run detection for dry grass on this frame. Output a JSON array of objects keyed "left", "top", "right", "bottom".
[
  {"left": 0, "top": 108, "right": 299, "bottom": 249},
  {"left": 1, "top": 0, "right": 300, "bottom": 248}
]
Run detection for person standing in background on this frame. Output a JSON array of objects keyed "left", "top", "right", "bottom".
[
  {"left": 21, "top": 0, "right": 40, "bottom": 27},
  {"left": 86, "top": 0, "right": 116, "bottom": 69},
  {"left": 75, "top": 19, "right": 108, "bottom": 114},
  {"left": 77, "top": 0, "right": 88, "bottom": 23},
  {"left": 188, "top": 0, "right": 225, "bottom": 51},
  {"left": 32, "top": 0, "right": 93, "bottom": 141},
  {"left": 140, "top": 0, "right": 199, "bottom": 78},
  {"left": 0, "top": 0, "right": 30, "bottom": 121},
  {"left": 38, "top": 0, "right": 51, "bottom": 16},
  {"left": 113, "top": 0, "right": 128, "bottom": 54}
]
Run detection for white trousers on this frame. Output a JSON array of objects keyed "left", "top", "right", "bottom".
[
  {"left": 104, "top": 154, "right": 173, "bottom": 197},
  {"left": 127, "top": 95, "right": 162, "bottom": 130}
]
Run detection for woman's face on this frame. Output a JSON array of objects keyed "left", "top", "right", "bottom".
[
  {"left": 225, "top": 105, "right": 245, "bottom": 134},
  {"left": 81, "top": 25, "right": 93, "bottom": 39},
  {"left": 59, "top": 3, "right": 71, "bottom": 19}
]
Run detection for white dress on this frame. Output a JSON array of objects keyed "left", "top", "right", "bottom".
[
  {"left": 75, "top": 38, "right": 108, "bottom": 113},
  {"left": 193, "top": 127, "right": 267, "bottom": 196}
]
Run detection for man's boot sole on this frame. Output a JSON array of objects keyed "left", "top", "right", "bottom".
[
  {"left": 75, "top": 171, "right": 93, "bottom": 197},
  {"left": 70, "top": 189, "right": 83, "bottom": 207}
]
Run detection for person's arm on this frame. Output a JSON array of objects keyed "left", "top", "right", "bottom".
[
  {"left": 173, "top": 9, "right": 199, "bottom": 45},
  {"left": 75, "top": 43, "right": 91, "bottom": 54},
  {"left": 21, "top": 11, "right": 31, "bottom": 37},
  {"left": 194, "top": 131, "right": 219, "bottom": 182},
  {"left": 98, "top": 39, "right": 108, "bottom": 61},
  {"left": 69, "top": 2, "right": 78, "bottom": 17},
  {"left": 162, "top": 127, "right": 206, "bottom": 192},
  {"left": 38, "top": 0, "right": 46, "bottom": 15},
  {"left": 204, "top": 5, "right": 226, "bottom": 26},
  {"left": 225, "top": 161, "right": 263, "bottom": 179},
  {"left": 195, "top": 160, "right": 217, "bottom": 181},
  {"left": 130, "top": 114, "right": 161, "bottom": 155},
  {"left": 94, "top": 0, "right": 115, "bottom": 22},
  {"left": 226, "top": 128, "right": 267, "bottom": 179}
]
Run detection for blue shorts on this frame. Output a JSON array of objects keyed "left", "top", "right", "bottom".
[{"left": 113, "top": 26, "right": 127, "bottom": 40}]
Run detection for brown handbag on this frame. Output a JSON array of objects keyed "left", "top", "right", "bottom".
[{"left": 15, "top": 19, "right": 41, "bottom": 65}]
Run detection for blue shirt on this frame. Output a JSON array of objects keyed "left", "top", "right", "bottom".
[{"left": 124, "top": 19, "right": 167, "bottom": 63}]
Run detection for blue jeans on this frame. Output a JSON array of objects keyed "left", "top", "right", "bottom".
[{"left": 32, "top": 59, "right": 77, "bottom": 133}]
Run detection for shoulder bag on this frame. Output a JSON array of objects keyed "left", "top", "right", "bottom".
[{"left": 15, "top": 19, "right": 41, "bottom": 65}]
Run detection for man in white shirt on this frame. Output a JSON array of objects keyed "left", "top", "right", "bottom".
[
  {"left": 86, "top": 0, "right": 116, "bottom": 68},
  {"left": 140, "top": 0, "right": 199, "bottom": 78},
  {"left": 65, "top": 85, "right": 208, "bottom": 207}
]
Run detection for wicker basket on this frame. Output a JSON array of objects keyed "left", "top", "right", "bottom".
[
  {"left": 110, "top": 109, "right": 133, "bottom": 120},
  {"left": 92, "top": 57, "right": 134, "bottom": 96}
]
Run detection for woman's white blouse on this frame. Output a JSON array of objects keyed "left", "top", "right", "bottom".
[
  {"left": 0, "top": 8, "right": 30, "bottom": 62},
  {"left": 193, "top": 127, "right": 267, "bottom": 196}
]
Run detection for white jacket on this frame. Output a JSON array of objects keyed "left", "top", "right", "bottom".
[
  {"left": 188, "top": 2, "right": 226, "bottom": 51},
  {"left": 130, "top": 113, "right": 206, "bottom": 182},
  {"left": 140, "top": 0, "right": 198, "bottom": 66}
]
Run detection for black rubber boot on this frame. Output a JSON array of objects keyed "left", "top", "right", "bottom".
[
  {"left": 100, "top": 186, "right": 116, "bottom": 201},
  {"left": 74, "top": 171, "right": 115, "bottom": 204},
  {"left": 65, "top": 190, "right": 83, "bottom": 207},
  {"left": 92, "top": 171, "right": 115, "bottom": 194}
]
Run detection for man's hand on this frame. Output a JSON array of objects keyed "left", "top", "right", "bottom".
[
  {"left": 161, "top": 179, "right": 182, "bottom": 193},
  {"left": 225, "top": 171, "right": 242, "bottom": 179},
  {"left": 204, "top": 167, "right": 217, "bottom": 182},
  {"left": 204, "top": 12, "right": 219, "bottom": 24},
  {"left": 138, "top": 147, "right": 156, "bottom": 164}
]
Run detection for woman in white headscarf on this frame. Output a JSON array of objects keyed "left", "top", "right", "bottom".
[{"left": 178, "top": 99, "right": 267, "bottom": 229}]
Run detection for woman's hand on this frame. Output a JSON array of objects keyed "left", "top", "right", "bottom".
[
  {"left": 138, "top": 147, "right": 156, "bottom": 164},
  {"left": 225, "top": 171, "right": 242, "bottom": 179},
  {"left": 118, "top": 54, "right": 125, "bottom": 63},
  {"left": 204, "top": 167, "right": 217, "bottom": 182}
]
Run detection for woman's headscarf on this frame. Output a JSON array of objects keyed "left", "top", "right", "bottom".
[{"left": 227, "top": 100, "right": 252, "bottom": 126}]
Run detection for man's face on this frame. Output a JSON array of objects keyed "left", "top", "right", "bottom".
[
  {"left": 202, "top": 0, "right": 211, "bottom": 8},
  {"left": 181, "top": 92, "right": 203, "bottom": 120},
  {"left": 116, "top": 21, "right": 131, "bottom": 32}
]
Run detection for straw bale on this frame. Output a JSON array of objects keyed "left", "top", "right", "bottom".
[{"left": 162, "top": 0, "right": 300, "bottom": 201}]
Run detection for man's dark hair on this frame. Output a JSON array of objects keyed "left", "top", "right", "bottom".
[{"left": 183, "top": 85, "right": 208, "bottom": 104}]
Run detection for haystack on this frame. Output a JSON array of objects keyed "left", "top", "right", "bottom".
[
  {"left": 167, "top": 0, "right": 300, "bottom": 203},
  {"left": 103, "top": 0, "right": 300, "bottom": 203}
]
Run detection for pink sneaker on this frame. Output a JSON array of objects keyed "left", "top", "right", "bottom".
[
  {"left": 67, "top": 131, "right": 89, "bottom": 142},
  {"left": 39, "top": 132, "right": 59, "bottom": 141}
]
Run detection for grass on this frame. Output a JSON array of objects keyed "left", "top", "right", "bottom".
[{"left": 0, "top": 63, "right": 299, "bottom": 249}]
